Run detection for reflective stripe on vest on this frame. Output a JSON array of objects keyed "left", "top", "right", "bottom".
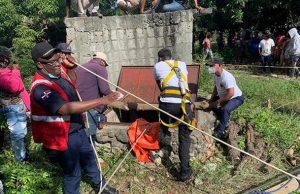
[
  {"left": 32, "top": 115, "right": 71, "bottom": 122},
  {"left": 161, "top": 87, "right": 191, "bottom": 100},
  {"left": 31, "top": 79, "right": 52, "bottom": 91}
]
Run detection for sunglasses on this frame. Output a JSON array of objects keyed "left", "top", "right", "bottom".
[
  {"left": 38, "top": 56, "right": 62, "bottom": 66},
  {"left": 45, "top": 58, "right": 62, "bottom": 66}
]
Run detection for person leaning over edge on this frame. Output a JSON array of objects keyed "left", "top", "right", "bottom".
[
  {"left": 76, "top": 52, "right": 113, "bottom": 145},
  {"left": 153, "top": 48, "right": 195, "bottom": 182},
  {"left": 207, "top": 58, "right": 244, "bottom": 139},
  {"left": 30, "top": 41, "right": 120, "bottom": 194}
]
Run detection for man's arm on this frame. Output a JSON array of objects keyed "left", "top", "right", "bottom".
[
  {"left": 218, "top": 88, "right": 234, "bottom": 107},
  {"left": 58, "top": 92, "right": 120, "bottom": 115},
  {"left": 258, "top": 42, "right": 262, "bottom": 55},
  {"left": 96, "top": 67, "right": 112, "bottom": 96},
  {"left": 156, "top": 80, "right": 162, "bottom": 92},
  {"left": 209, "top": 85, "right": 217, "bottom": 102},
  {"left": 33, "top": 85, "right": 121, "bottom": 115},
  {"left": 271, "top": 39, "right": 275, "bottom": 54}
]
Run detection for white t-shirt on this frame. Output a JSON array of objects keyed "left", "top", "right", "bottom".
[
  {"left": 214, "top": 69, "right": 242, "bottom": 99},
  {"left": 259, "top": 38, "right": 275, "bottom": 56},
  {"left": 154, "top": 60, "right": 189, "bottom": 103}
]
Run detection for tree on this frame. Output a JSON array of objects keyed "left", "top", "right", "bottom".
[{"left": 0, "top": 0, "right": 65, "bottom": 77}]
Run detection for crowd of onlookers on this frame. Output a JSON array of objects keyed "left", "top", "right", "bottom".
[
  {"left": 198, "top": 27, "right": 300, "bottom": 77},
  {"left": 67, "top": 0, "right": 207, "bottom": 17}
]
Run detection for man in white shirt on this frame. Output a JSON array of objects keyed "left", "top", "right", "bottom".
[
  {"left": 154, "top": 48, "right": 194, "bottom": 182},
  {"left": 207, "top": 58, "right": 244, "bottom": 139},
  {"left": 258, "top": 30, "right": 275, "bottom": 73}
]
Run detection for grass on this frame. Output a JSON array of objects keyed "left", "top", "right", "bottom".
[{"left": 1, "top": 65, "right": 300, "bottom": 193}]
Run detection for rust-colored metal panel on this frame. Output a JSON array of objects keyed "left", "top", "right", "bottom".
[{"left": 117, "top": 65, "right": 200, "bottom": 104}]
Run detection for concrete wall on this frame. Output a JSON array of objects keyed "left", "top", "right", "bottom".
[{"left": 65, "top": 10, "right": 194, "bottom": 85}]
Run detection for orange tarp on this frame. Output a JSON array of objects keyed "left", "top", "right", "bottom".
[{"left": 128, "top": 118, "right": 160, "bottom": 162}]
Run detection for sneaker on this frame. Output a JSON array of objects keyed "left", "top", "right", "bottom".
[
  {"left": 178, "top": 170, "right": 194, "bottom": 183},
  {"left": 95, "top": 184, "right": 119, "bottom": 194},
  {"left": 91, "top": 12, "right": 103, "bottom": 18},
  {"left": 212, "top": 130, "right": 226, "bottom": 140},
  {"left": 77, "top": 13, "right": 87, "bottom": 17},
  {"left": 143, "top": 8, "right": 154, "bottom": 14}
]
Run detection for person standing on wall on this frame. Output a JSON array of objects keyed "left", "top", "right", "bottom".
[{"left": 30, "top": 41, "right": 120, "bottom": 194}]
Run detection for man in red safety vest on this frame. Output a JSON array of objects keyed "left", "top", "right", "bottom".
[{"left": 30, "top": 41, "right": 121, "bottom": 194}]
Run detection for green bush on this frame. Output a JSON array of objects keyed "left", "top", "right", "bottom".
[{"left": 0, "top": 146, "right": 63, "bottom": 194}]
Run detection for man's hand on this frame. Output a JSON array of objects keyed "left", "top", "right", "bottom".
[
  {"left": 101, "top": 91, "right": 123, "bottom": 105},
  {"left": 198, "top": 100, "right": 209, "bottom": 110},
  {"left": 62, "top": 55, "right": 77, "bottom": 69},
  {"left": 209, "top": 100, "right": 220, "bottom": 109}
]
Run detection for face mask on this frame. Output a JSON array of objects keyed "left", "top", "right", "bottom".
[
  {"left": 48, "top": 73, "right": 60, "bottom": 79},
  {"left": 41, "top": 67, "right": 60, "bottom": 79},
  {"left": 208, "top": 67, "right": 216, "bottom": 74}
]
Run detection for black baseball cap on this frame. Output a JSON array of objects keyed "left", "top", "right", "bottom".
[
  {"left": 205, "top": 58, "right": 223, "bottom": 66},
  {"left": 56, "top": 43, "right": 73, "bottom": 54},
  {"left": 31, "top": 41, "right": 58, "bottom": 62}
]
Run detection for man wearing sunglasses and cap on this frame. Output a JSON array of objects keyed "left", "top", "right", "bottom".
[
  {"left": 30, "top": 41, "right": 120, "bottom": 194},
  {"left": 206, "top": 58, "right": 244, "bottom": 139}
]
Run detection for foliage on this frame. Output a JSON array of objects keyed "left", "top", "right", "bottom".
[
  {"left": 199, "top": 67, "right": 300, "bottom": 151},
  {"left": 194, "top": 0, "right": 300, "bottom": 32},
  {"left": 0, "top": 0, "right": 65, "bottom": 78},
  {"left": 0, "top": 0, "right": 21, "bottom": 46},
  {"left": 0, "top": 146, "right": 63, "bottom": 194}
]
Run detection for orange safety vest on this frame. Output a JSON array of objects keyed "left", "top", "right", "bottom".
[{"left": 30, "top": 72, "right": 74, "bottom": 151}]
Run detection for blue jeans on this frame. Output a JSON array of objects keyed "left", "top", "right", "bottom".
[
  {"left": 85, "top": 109, "right": 104, "bottom": 143},
  {"left": 214, "top": 95, "right": 245, "bottom": 133},
  {"left": 154, "top": 0, "right": 184, "bottom": 12},
  {"left": 0, "top": 104, "right": 27, "bottom": 161},
  {"left": 44, "top": 129, "right": 103, "bottom": 194},
  {"left": 261, "top": 55, "right": 272, "bottom": 72}
]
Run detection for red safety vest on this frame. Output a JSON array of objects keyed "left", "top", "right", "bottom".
[{"left": 30, "top": 72, "right": 73, "bottom": 151}]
